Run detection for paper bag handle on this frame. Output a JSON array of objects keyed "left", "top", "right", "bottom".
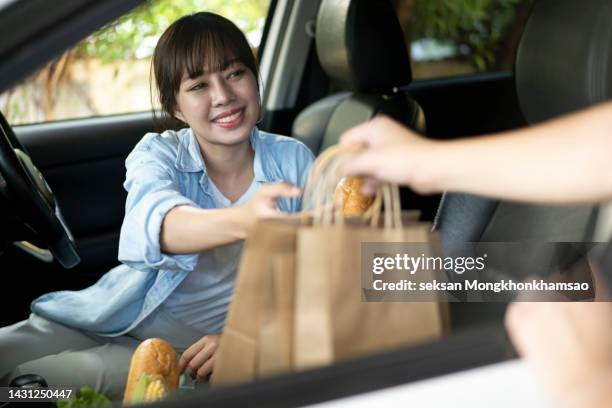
[{"left": 302, "top": 144, "right": 402, "bottom": 229}]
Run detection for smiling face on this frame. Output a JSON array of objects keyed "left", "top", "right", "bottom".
[
  {"left": 152, "top": 12, "right": 261, "bottom": 147},
  {"left": 174, "top": 61, "right": 259, "bottom": 147}
]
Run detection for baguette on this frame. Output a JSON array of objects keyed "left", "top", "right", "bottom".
[
  {"left": 123, "top": 338, "right": 180, "bottom": 405},
  {"left": 333, "top": 176, "right": 375, "bottom": 216}
]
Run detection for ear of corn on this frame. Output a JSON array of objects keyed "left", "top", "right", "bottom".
[
  {"left": 144, "top": 376, "right": 167, "bottom": 401},
  {"left": 131, "top": 374, "right": 168, "bottom": 404}
]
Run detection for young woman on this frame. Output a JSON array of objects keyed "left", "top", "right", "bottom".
[{"left": 0, "top": 12, "right": 314, "bottom": 399}]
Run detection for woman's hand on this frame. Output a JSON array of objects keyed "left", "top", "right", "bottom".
[
  {"left": 178, "top": 334, "right": 221, "bottom": 382},
  {"left": 505, "top": 302, "right": 612, "bottom": 406},
  {"left": 236, "top": 182, "right": 301, "bottom": 237},
  {"left": 340, "top": 115, "right": 441, "bottom": 194}
]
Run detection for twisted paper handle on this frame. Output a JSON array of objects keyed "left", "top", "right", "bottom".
[{"left": 302, "top": 144, "right": 402, "bottom": 229}]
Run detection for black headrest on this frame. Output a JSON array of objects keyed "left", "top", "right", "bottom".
[
  {"left": 315, "top": 0, "right": 412, "bottom": 93},
  {"left": 516, "top": 0, "right": 612, "bottom": 124}
]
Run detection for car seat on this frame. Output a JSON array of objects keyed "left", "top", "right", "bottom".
[
  {"left": 435, "top": 0, "right": 612, "bottom": 247},
  {"left": 436, "top": 0, "right": 612, "bottom": 325},
  {"left": 292, "top": 0, "right": 425, "bottom": 156}
]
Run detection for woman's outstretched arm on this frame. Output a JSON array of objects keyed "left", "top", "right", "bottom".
[{"left": 160, "top": 183, "right": 300, "bottom": 254}]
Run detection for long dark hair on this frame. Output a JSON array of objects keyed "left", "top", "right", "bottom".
[{"left": 151, "top": 12, "right": 260, "bottom": 129}]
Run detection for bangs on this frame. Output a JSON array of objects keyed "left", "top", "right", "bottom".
[
  {"left": 182, "top": 31, "right": 237, "bottom": 79},
  {"left": 169, "top": 18, "right": 253, "bottom": 90}
]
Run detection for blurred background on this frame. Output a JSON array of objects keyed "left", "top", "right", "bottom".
[{"left": 0, "top": 0, "right": 532, "bottom": 126}]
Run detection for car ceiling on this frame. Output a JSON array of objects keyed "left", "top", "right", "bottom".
[{"left": 0, "top": 0, "right": 145, "bottom": 93}]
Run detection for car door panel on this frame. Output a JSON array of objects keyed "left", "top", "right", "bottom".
[{"left": 1, "top": 113, "right": 153, "bottom": 325}]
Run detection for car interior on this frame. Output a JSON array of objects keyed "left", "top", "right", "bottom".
[
  {"left": 0, "top": 0, "right": 527, "bottom": 328},
  {"left": 1, "top": 0, "right": 612, "bottom": 405}
]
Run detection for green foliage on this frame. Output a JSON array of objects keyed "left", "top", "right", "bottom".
[
  {"left": 411, "top": 0, "right": 526, "bottom": 70},
  {"left": 76, "top": 0, "right": 522, "bottom": 71},
  {"left": 77, "top": 0, "right": 270, "bottom": 63}
]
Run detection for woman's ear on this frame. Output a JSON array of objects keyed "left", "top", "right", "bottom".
[{"left": 174, "top": 109, "right": 186, "bottom": 124}]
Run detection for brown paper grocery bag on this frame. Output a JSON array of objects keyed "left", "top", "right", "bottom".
[
  {"left": 212, "top": 218, "right": 301, "bottom": 386},
  {"left": 214, "top": 144, "right": 448, "bottom": 384},
  {"left": 294, "top": 145, "right": 447, "bottom": 370},
  {"left": 294, "top": 221, "right": 446, "bottom": 370}
]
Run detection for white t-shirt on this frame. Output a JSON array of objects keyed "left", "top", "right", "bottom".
[{"left": 162, "top": 178, "right": 260, "bottom": 334}]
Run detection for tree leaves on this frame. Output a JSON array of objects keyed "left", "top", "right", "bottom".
[{"left": 76, "top": 0, "right": 270, "bottom": 63}]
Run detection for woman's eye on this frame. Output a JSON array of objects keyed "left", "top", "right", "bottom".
[
  {"left": 228, "top": 69, "right": 245, "bottom": 79},
  {"left": 189, "top": 82, "right": 207, "bottom": 91}
]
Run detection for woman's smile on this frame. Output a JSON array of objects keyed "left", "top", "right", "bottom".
[{"left": 211, "top": 107, "right": 245, "bottom": 129}]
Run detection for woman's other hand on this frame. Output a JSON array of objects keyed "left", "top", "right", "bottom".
[{"left": 178, "top": 334, "right": 222, "bottom": 382}]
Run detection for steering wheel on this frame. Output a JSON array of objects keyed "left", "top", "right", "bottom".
[{"left": 0, "top": 111, "right": 80, "bottom": 268}]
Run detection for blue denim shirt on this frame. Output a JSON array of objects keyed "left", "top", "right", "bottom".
[{"left": 31, "top": 127, "right": 314, "bottom": 336}]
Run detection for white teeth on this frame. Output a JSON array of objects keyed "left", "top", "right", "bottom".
[{"left": 214, "top": 110, "right": 242, "bottom": 123}]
